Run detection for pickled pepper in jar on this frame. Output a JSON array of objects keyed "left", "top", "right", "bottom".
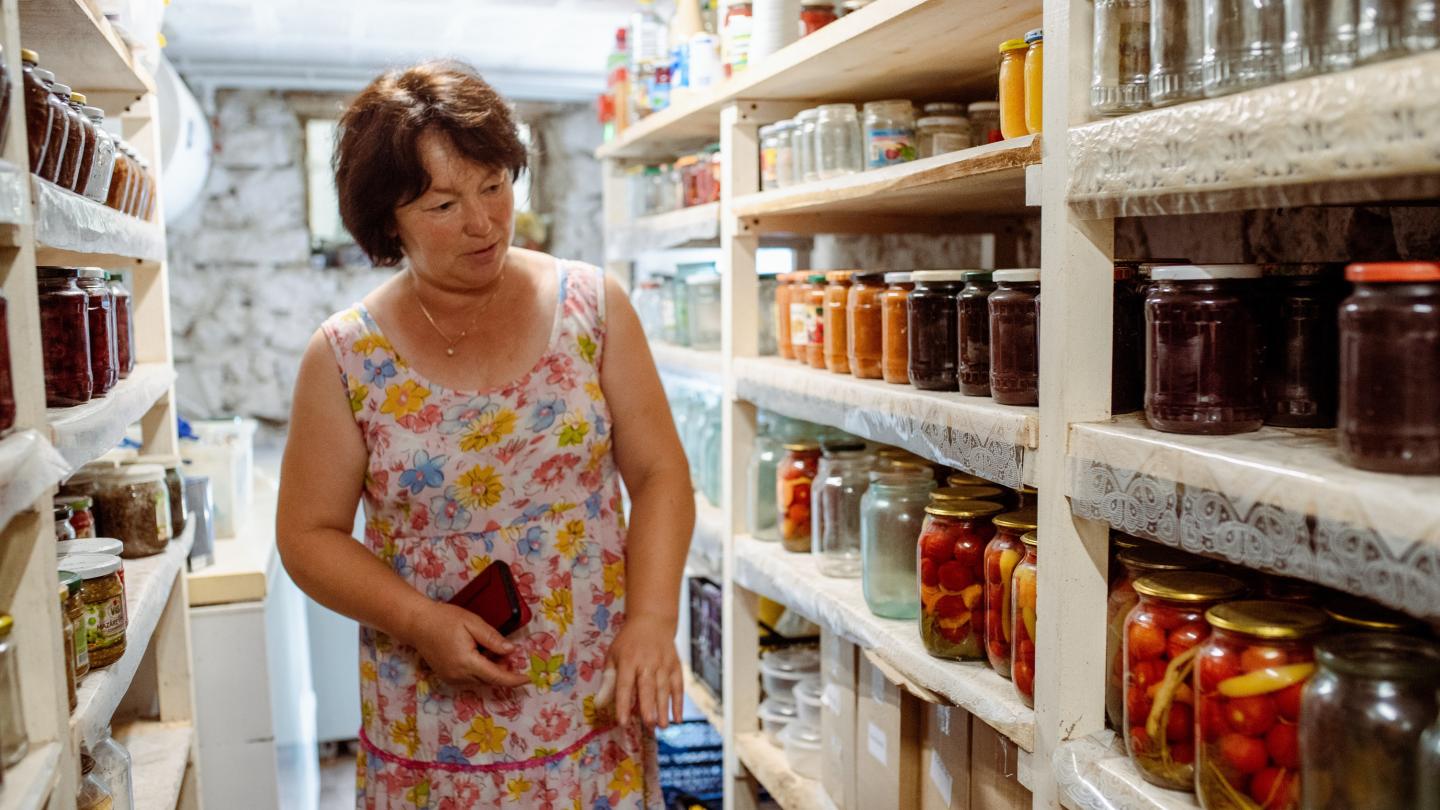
[{"left": 1010, "top": 531, "right": 1039, "bottom": 706}]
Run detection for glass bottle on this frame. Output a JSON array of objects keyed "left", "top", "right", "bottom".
[
  {"left": 0, "top": 614, "right": 27, "bottom": 767},
  {"left": 1010, "top": 531, "right": 1039, "bottom": 707},
  {"left": 92, "top": 727, "right": 135, "bottom": 810},
  {"left": 1151, "top": 0, "right": 1205, "bottom": 105},
  {"left": 813, "top": 441, "right": 873, "bottom": 577},
  {"left": 38, "top": 267, "right": 93, "bottom": 406},
  {"left": 21, "top": 50, "right": 52, "bottom": 175},
  {"left": 803, "top": 273, "right": 827, "bottom": 370},
  {"left": 1284, "top": 0, "right": 1358, "bottom": 77},
  {"left": 0, "top": 290, "right": 12, "bottom": 433},
  {"left": 107, "top": 274, "right": 134, "bottom": 378},
  {"left": 907, "top": 270, "right": 968, "bottom": 391},
  {"left": 800, "top": 0, "right": 838, "bottom": 35},
  {"left": 1122, "top": 572, "right": 1245, "bottom": 790},
  {"left": 862, "top": 100, "right": 917, "bottom": 169},
  {"left": 76, "top": 269, "right": 118, "bottom": 398},
  {"left": 1195, "top": 601, "right": 1327, "bottom": 810},
  {"left": 984, "top": 507, "right": 1037, "bottom": 677},
  {"left": 1203, "top": 0, "right": 1285, "bottom": 97},
  {"left": 1301, "top": 634, "right": 1440, "bottom": 810},
  {"left": 1093, "top": 0, "right": 1152, "bottom": 114},
  {"left": 881, "top": 272, "right": 914, "bottom": 385},
  {"left": 823, "top": 271, "right": 853, "bottom": 373},
  {"left": 38, "top": 69, "right": 69, "bottom": 184},
  {"left": 1358, "top": 0, "right": 1410, "bottom": 62},
  {"left": 847, "top": 271, "right": 886, "bottom": 380},
  {"left": 989, "top": 269, "right": 1041, "bottom": 406},
  {"left": 748, "top": 411, "right": 783, "bottom": 541},
  {"left": 958, "top": 271, "right": 996, "bottom": 397},
  {"left": 815, "top": 104, "right": 863, "bottom": 179},
  {"left": 52, "top": 83, "right": 85, "bottom": 192},
  {"left": 67, "top": 92, "right": 95, "bottom": 195},
  {"left": 81, "top": 106, "right": 118, "bottom": 204},
  {"left": 1024, "top": 29, "right": 1044, "bottom": 134},
  {"left": 999, "top": 39, "right": 1029, "bottom": 139},
  {"left": 1264, "top": 270, "right": 1342, "bottom": 428},
  {"left": 778, "top": 441, "right": 821, "bottom": 553},
  {"left": 861, "top": 464, "right": 934, "bottom": 618},
  {"left": 918, "top": 498, "right": 1001, "bottom": 660},
  {"left": 77, "top": 750, "right": 113, "bottom": 810}
]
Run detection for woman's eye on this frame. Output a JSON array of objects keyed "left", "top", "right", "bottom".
[
  {"left": 432, "top": 201, "right": 454, "bottom": 212},
  {"left": 483, "top": 185, "right": 501, "bottom": 195}
]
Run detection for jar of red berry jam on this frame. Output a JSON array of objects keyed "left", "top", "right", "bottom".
[
  {"left": 75, "top": 269, "right": 117, "bottom": 397},
  {"left": 37, "top": 267, "right": 92, "bottom": 406},
  {"left": 918, "top": 498, "right": 1001, "bottom": 661}
]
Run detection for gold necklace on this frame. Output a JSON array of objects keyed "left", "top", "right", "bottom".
[{"left": 410, "top": 267, "right": 506, "bottom": 357}]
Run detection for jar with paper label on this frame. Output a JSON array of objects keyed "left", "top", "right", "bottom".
[
  {"left": 989, "top": 269, "right": 1041, "bottom": 406},
  {"left": 812, "top": 441, "right": 873, "bottom": 577},
  {"left": 55, "top": 504, "right": 77, "bottom": 542},
  {"left": 57, "top": 495, "right": 95, "bottom": 538},
  {"left": 861, "top": 464, "right": 934, "bottom": 619},
  {"left": 881, "top": 272, "right": 914, "bottom": 384},
  {"left": 822, "top": 271, "right": 853, "bottom": 373},
  {"left": 38, "top": 267, "right": 93, "bottom": 406},
  {"left": 0, "top": 614, "right": 26, "bottom": 767},
  {"left": 76, "top": 268, "right": 118, "bottom": 398},
  {"left": 847, "top": 271, "right": 885, "bottom": 379},
  {"left": 800, "top": 1, "right": 837, "bottom": 34},
  {"left": 60, "top": 570, "right": 89, "bottom": 680},
  {"left": 1011, "top": 531, "right": 1039, "bottom": 706},
  {"left": 815, "top": 104, "right": 863, "bottom": 178},
  {"left": 999, "top": 39, "right": 1029, "bottom": 139},
  {"left": 131, "top": 455, "right": 188, "bottom": 539},
  {"left": 916, "top": 115, "right": 970, "bottom": 158},
  {"left": 794, "top": 108, "right": 820, "bottom": 183},
  {"left": 94, "top": 464, "right": 172, "bottom": 558},
  {"left": 63, "top": 552, "right": 128, "bottom": 668},
  {"left": 984, "top": 507, "right": 1036, "bottom": 677},
  {"left": 803, "top": 274, "right": 827, "bottom": 369},
  {"left": 958, "top": 271, "right": 996, "bottom": 397},
  {"left": 778, "top": 441, "right": 821, "bottom": 553},
  {"left": 862, "top": 100, "right": 916, "bottom": 169},
  {"left": 723, "top": 1, "right": 754, "bottom": 76},
  {"left": 907, "top": 270, "right": 968, "bottom": 391},
  {"left": 788, "top": 273, "right": 819, "bottom": 362},
  {"left": 919, "top": 498, "right": 1001, "bottom": 660}
]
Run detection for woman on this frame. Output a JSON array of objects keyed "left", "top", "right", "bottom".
[{"left": 277, "top": 61, "right": 694, "bottom": 809}]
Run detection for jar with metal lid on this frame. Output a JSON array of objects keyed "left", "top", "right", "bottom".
[
  {"left": 1323, "top": 595, "right": 1426, "bottom": 635},
  {"left": 21, "top": 50, "right": 51, "bottom": 175},
  {"left": 999, "top": 39, "right": 1029, "bottom": 139},
  {"left": 94, "top": 464, "right": 172, "bottom": 558},
  {"left": 677, "top": 154, "right": 703, "bottom": 207},
  {"left": 130, "top": 455, "right": 187, "bottom": 538},
  {"left": 795, "top": 108, "right": 820, "bottom": 183},
  {"left": 1152, "top": 0, "right": 1205, "bottom": 104},
  {"left": 822, "top": 271, "right": 853, "bottom": 373},
  {"left": 67, "top": 92, "right": 96, "bottom": 195},
  {"left": 815, "top": 103, "right": 863, "bottom": 178},
  {"left": 922, "top": 102, "right": 965, "bottom": 117},
  {"left": 1408, "top": 0, "right": 1440, "bottom": 52},
  {"left": 989, "top": 269, "right": 1041, "bottom": 406},
  {"left": 757, "top": 274, "right": 779, "bottom": 356},
  {"left": 52, "top": 83, "right": 85, "bottom": 191},
  {"left": 57, "top": 537, "right": 124, "bottom": 559},
  {"left": 774, "top": 273, "right": 795, "bottom": 360},
  {"left": 932, "top": 484, "right": 1007, "bottom": 506},
  {"left": 62, "top": 553, "right": 127, "bottom": 668},
  {"left": 760, "top": 124, "right": 782, "bottom": 191},
  {"left": 55, "top": 504, "right": 77, "bottom": 542},
  {"left": 56, "top": 495, "right": 95, "bottom": 539},
  {"left": 57, "top": 582, "right": 77, "bottom": 710},
  {"left": 0, "top": 290, "right": 11, "bottom": 433},
  {"left": 76, "top": 268, "right": 119, "bottom": 398},
  {"left": 803, "top": 273, "right": 827, "bottom": 369},
  {"left": 862, "top": 100, "right": 917, "bottom": 169},
  {"left": 907, "top": 270, "right": 968, "bottom": 391},
  {"left": 1202, "top": 0, "right": 1284, "bottom": 98},
  {"left": 789, "top": 273, "right": 822, "bottom": 362},
  {"left": 958, "top": 271, "right": 996, "bottom": 397},
  {"left": 0, "top": 614, "right": 27, "bottom": 767},
  {"left": 1146, "top": 264, "right": 1264, "bottom": 435},
  {"left": 1264, "top": 270, "right": 1342, "bottom": 428},
  {"left": 747, "top": 411, "right": 785, "bottom": 542},
  {"left": 1358, "top": 0, "right": 1412, "bottom": 63},
  {"left": 1339, "top": 262, "right": 1440, "bottom": 474},
  {"left": 105, "top": 143, "right": 133, "bottom": 213},
  {"left": 59, "top": 570, "right": 90, "bottom": 681},
  {"left": 846, "top": 271, "right": 886, "bottom": 379},
  {"left": 861, "top": 464, "right": 934, "bottom": 619},
  {"left": 813, "top": 441, "right": 874, "bottom": 576},
  {"left": 1111, "top": 263, "right": 1147, "bottom": 414},
  {"left": 38, "top": 267, "right": 93, "bottom": 406},
  {"left": 78, "top": 749, "right": 114, "bottom": 810},
  {"left": 984, "top": 507, "right": 1036, "bottom": 676},
  {"left": 918, "top": 498, "right": 1002, "bottom": 660},
  {"left": 1300, "top": 634, "right": 1440, "bottom": 810},
  {"left": 778, "top": 441, "right": 821, "bottom": 553},
  {"left": 81, "top": 105, "right": 117, "bottom": 204},
  {"left": 881, "top": 272, "right": 914, "bottom": 384},
  {"left": 92, "top": 728, "right": 134, "bottom": 810},
  {"left": 968, "top": 101, "right": 1001, "bottom": 146},
  {"left": 1011, "top": 531, "right": 1039, "bottom": 706},
  {"left": 800, "top": 0, "right": 837, "bottom": 35},
  {"left": 1123, "top": 572, "right": 1246, "bottom": 790},
  {"left": 1283, "top": 0, "right": 1356, "bottom": 78},
  {"left": 1195, "top": 601, "right": 1327, "bottom": 810},
  {"left": 1024, "top": 29, "right": 1043, "bottom": 134},
  {"left": 38, "top": 69, "right": 69, "bottom": 183},
  {"left": 1092, "top": 0, "right": 1151, "bottom": 114},
  {"left": 915, "top": 115, "right": 971, "bottom": 159},
  {"left": 946, "top": 471, "right": 989, "bottom": 487}
]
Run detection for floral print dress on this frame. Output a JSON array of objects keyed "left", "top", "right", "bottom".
[{"left": 321, "top": 261, "right": 661, "bottom": 810}]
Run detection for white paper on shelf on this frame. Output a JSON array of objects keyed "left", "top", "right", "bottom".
[
  {"left": 31, "top": 175, "right": 165, "bottom": 263},
  {"left": 0, "top": 160, "right": 28, "bottom": 226},
  {"left": 1053, "top": 731, "right": 1199, "bottom": 810},
  {"left": 48, "top": 364, "right": 176, "bottom": 470},
  {"left": 605, "top": 202, "right": 721, "bottom": 262},
  {"left": 0, "top": 429, "right": 70, "bottom": 530}
]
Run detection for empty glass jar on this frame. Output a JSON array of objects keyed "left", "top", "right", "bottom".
[
  {"left": 1093, "top": 0, "right": 1152, "bottom": 114},
  {"left": 0, "top": 614, "right": 26, "bottom": 768},
  {"left": 1358, "top": 0, "right": 1410, "bottom": 62},
  {"left": 813, "top": 441, "right": 873, "bottom": 577},
  {"left": 1284, "top": 0, "right": 1358, "bottom": 77},
  {"left": 860, "top": 464, "right": 935, "bottom": 619},
  {"left": 1151, "top": 0, "right": 1205, "bottom": 105},
  {"left": 815, "top": 104, "right": 863, "bottom": 179},
  {"left": 1203, "top": 0, "right": 1285, "bottom": 97},
  {"left": 796, "top": 108, "right": 820, "bottom": 183},
  {"left": 748, "top": 412, "right": 787, "bottom": 542},
  {"left": 862, "top": 100, "right": 917, "bottom": 169}
]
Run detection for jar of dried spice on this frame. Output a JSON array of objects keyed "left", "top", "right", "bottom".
[
  {"left": 131, "top": 455, "right": 187, "bottom": 538},
  {"left": 93, "top": 464, "right": 172, "bottom": 558},
  {"left": 60, "top": 553, "right": 127, "bottom": 668}
]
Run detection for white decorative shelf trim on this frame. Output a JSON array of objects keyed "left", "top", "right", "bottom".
[
  {"left": 734, "top": 533, "right": 1036, "bottom": 751},
  {"left": 734, "top": 356, "right": 1038, "bottom": 488},
  {"left": 32, "top": 176, "right": 165, "bottom": 266},
  {"left": 47, "top": 362, "right": 175, "bottom": 470},
  {"left": 1055, "top": 731, "right": 1198, "bottom": 810},
  {"left": 1069, "top": 414, "right": 1440, "bottom": 620},
  {"left": 605, "top": 202, "right": 720, "bottom": 261},
  {"left": 0, "top": 742, "right": 62, "bottom": 810},
  {"left": 0, "top": 430, "right": 69, "bottom": 530}
]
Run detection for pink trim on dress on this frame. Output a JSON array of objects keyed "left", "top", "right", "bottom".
[{"left": 357, "top": 724, "right": 612, "bottom": 774}]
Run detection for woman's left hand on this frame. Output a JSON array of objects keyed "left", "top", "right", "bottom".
[{"left": 603, "top": 613, "right": 684, "bottom": 730}]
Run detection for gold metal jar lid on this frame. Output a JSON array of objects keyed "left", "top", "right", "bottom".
[
  {"left": 1134, "top": 571, "right": 1245, "bottom": 603},
  {"left": 992, "top": 507, "right": 1038, "bottom": 531},
  {"left": 1117, "top": 545, "right": 1207, "bottom": 572},
  {"left": 1324, "top": 596, "right": 1424, "bottom": 633},
  {"left": 782, "top": 441, "right": 820, "bottom": 451},
  {"left": 946, "top": 472, "right": 989, "bottom": 487},
  {"left": 924, "top": 499, "right": 1003, "bottom": 519},
  {"left": 931, "top": 484, "right": 1005, "bottom": 502},
  {"left": 1111, "top": 532, "right": 1144, "bottom": 551},
  {"left": 825, "top": 270, "right": 855, "bottom": 284},
  {"left": 1205, "top": 600, "right": 1328, "bottom": 640},
  {"left": 1020, "top": 531, "right": 1037, "bottom": 547}
]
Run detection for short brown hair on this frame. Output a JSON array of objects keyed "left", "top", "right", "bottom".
[{"left": 333, "top": 60, "right": 528, "bottom": 266}]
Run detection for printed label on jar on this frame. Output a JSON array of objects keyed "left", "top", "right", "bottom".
[
  {"left": 931, "top": 133, "right": 970, "bottom": 155},
  {"left": 85, "top": 593, "right": 126, "bottom": 650},
  {"left": 154, "top": 488, "right": 172, "bottom": 540},
  {"left": 806, "top": 304, "right": 824, "bottom": 346},
  {"left": 789, "top": 302, "right": 810, "bottom": 348},
  {"left": 866, "top": 128, "right": 917, "bottom": 168},
  {"left": 73, "top": 621, "right": 89, "bottom": 671},
  {"left": 761, "top": 146, "right": 779, "bottom": 187},
  {"left": 722, "top": 15, "right": 752, "bottom": 74}
]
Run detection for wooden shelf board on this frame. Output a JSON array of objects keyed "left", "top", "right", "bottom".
[
  {"left": 652, "top": 342, "right": 724, "bottom": 381},
  {"left": 734, "top": 730, "right": 828, "bottom": 810},
  {"left": 606, "top": 201, "right": 720, "bottom": 261},
  {"left": 187, "top": 474, "right": 280, "bottom": 607},
  {"left": 597, "top": 0, "right": 1044, "bottom": 160},
  {"left": 1056, "top": 731, "right": 1198, "bottom": 810},
  {"left": 114, "top": 721, "right": 194, "bottom": 810},
  {"left": 683, "top": 665, "right": 724, "bottom": 734},
  {"left": 733, "top": 534, "right": 1036, "bottom": 751},
  {"left": 19, "top": 0, "right": 153, "bottom": 117},
  {"left": 47, "top": 362, "right": 175, "bottom": 470},
  {"left": 0, "top": 741, "right": 63, "bottom": 810},
  {"left": 32, "top": 175, "right": 165, "bottom": 268}
]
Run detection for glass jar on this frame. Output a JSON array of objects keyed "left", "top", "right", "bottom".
[
  {"left": 1284, "top": 0, "right": 1357, "bottom": 78},
  {"left": 815, "top": 104, "right": 863, "bottom": 179},
  {"left": 1203, "top": 0, "right": 1285, "bottom": 97},
  {"left": 92, "top": 728, "right": 134, "bottom": 810},
  {"left": 38, "top": 267, "right": 93, "bottom": 407},
  {"left": 1152, "top": 0, "right": 1206, "bottom": 105},
  {"left": 1146, "top": 265, "right": 1264, "bottom": 435},
  {"left": 53, "top": 83, "right": 85, "bottom": 191},
  {"left": 916, "top": 115, "right": 971, "bottom": 158},
  {"left": 803, "top": 273, "right": 827, "bottom": 370},
  {"left": 1092, "top": 0, "right": 1152, "bottom": 114},
  {"left": 22, "top": 51, "right": 51, "bottom": 175},
  {"left": 881, "top": 272, "right": 914, "bottom": 385},
  {"left": 1421, "top": 707, "right": 1440, "bottom": 810},
  {"left": 813, "top": 441, "right": 872, "bottom": 577},
  {"left": 0, "top": 290, "right": 12, "bottom": 433},
  {"left": 823, "top": 271, "right": 854, "bottom": 373},
  {"left": 1123, "top": 572, "right": 1245, "bottom": 790},
  {"left": 775, "top": 272, "right": 796, "bottom": 360},
  {"left": 63, "top": 552, "right": 128, "bottom": 669},
  {"left": 968, "top": 101, "right": 1002, "bottom": 146},
  {"left": 1011, "top": 531, "right": 1039, "bottom": 707},
  {"left": 677, "top": 154, "right": 702, "bottom": 208},
  {"left": 984, "top": 507, "right": 1036, "bottom": 676},
  {"left": 800, "top": 1, "right": 838, "bottom": 34},
  {"left": 0, "top": 614, "right": 27, "bottom": 767},
  {"left": 1024, "top": 29, "right": 1044, "bottom": 134},
  {"left": 773, "top": 120, "right": 796, "bottom": 189},
  {"left": 778, "top": 441, "right": 821, "bottom": 553},
  {"left": 1264, "top": 271, "right": 1342, "bottom": 428},
  {"left": 68, "top": 92, "right": 96, "bottom": 195},
  {"left": 105, "top": 144, "right": 132, "bottom": 213},
  {"left": 57, "top": 494, "right": 95, "bottom": 539},
  {"left": 760, "top": 125, "right": 780, "bottom": 191},
  {"left": 1339, "top": 262, "right": 1440, "bottom": 474},
  {"left": 1195, "top": 601, "right": 1327, "bottom": 810},
  {"left": 132, "top": 456, "right": 187, "bottom": 539},
  {"left": 937, "top": 481, "right": 1005, "bottom": 500},
  {"left": 1408, "top": 0, "right": 1440, "bottom": 51},
  {"left": 1301, "top": 634, "right": 1440, "bottom": 810},
  {"left": 94, "top": 464, "right": 173, "bottom": 558},
  {"left": 999, "top": 39, "right": 1029, "bottom": 139},
  {"left": 685, "top": 271, "right": 722, "bottom": 350},
  {"left": 58, "top": 582, "right": 77, "bottom": 711},
  {"left": 1323, "top": 595, "right": 1426, "bottom": 635},
  {"left": 789, "top": 273, "right": 822, "bottom": 363},
  {"left": 907, "top": 270, "right": 968, "bottom": 391},
  {"left": 76, "top": 268, "right": 118, "bottom": 398},
  {"left": 847, "top": 271, "right": 886, "bottom": 379},
  {"left": 1111, "top": 264, "right": 1147, "bottom": 414},
  {"left": 107, "top": 274, "right": 134, "bottom": 379},
  {"left": 861, "top": 465, "right": 935, "bottom": 618},
  {"left": 958, "top": 271, "right": 996, "bottom": 397},
  {"left": 918, "top": 498, "right": 1001, "bottom": 660},
  {"left": 1358, "top": 0, "right": 1410, "bottom": 62},
  {"left": 796, "top": 108, "right": 820, "bottom": 183},
  {"left": 989, "top": 269, "right": 1041, "bottom": 406},
  {"left": 78, "top": 750, "right": 113, "bottom": 810},
  {"left": 38, "top": 70, "right": 69, "bottom": 184},
  {"left": 748, "top": 412, "right": 784, "bottom": 541},
  {"left": 758, "top": 274, "right": 779, "bottom": 356},
  {"left": 723, "top": 0, "right": 754, "bottom": 77},
  {"left": 55, "top": 504, "right": 77, "bottom": 542},
  {"left": 862, "top": 100, "right": 917, "bottom": 169},
  {"left": 946, "top": 471, "right": 988, "bottom": 487},
  {"left": 82, "top": 106, "right": 117, "bottom": 204},
  {"left": 60, "top": 570, "right": 90, "bottom": 680}
]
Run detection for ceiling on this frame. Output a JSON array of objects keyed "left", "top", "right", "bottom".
[{"left": 163, "top": 0, "right": 642, "bottom": 103}]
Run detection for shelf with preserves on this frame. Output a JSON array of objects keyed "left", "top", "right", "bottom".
[
  {"left": 605, "top": 201, "right": 719, "bottom": 262},
  {"left": 46, "top": 361, "right": 175, "bottom": 469},
  {"left": 1054, "top": 731, "right": 1198, "bottom": 810},
  {"left": 0, "top": 429, "right": 68, "bottom": 530},
  {"left": 31, "top": 174, "right": 165, "bottom": 267}
]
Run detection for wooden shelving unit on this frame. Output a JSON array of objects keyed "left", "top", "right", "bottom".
[
  {"left": 0, "top": 1, "right": 196, "bottom": 808},
  {"left": 605, "top": 201, "right": 720, "bottom": 262}
]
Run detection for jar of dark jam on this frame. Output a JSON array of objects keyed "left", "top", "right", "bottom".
[
  {"left": 1145, "top": 265, "right": 1264, "bottom": 435},
  {"left": 0, "top": 290, "right": 13, "bottom": 433},
  {"left": 37, "top": 268, "right": 92, "bottom": 406},
  {"left": 882, "top": 272, "right": 915, "bottom": 385},
  {"left": 21, "top": 51, "right": 51, "bottom": 175},
  {"left": 36, "top": 68, "right": 68, "bottom": 184},
  {"left": 75, "top": 269, "right": 117, "bottom": 397},
  {"left": 908, "top": 270, "right": 968, "bottom": 391},
  {"left": 1339, "top": 262, "right": 1440, "bottom": 474},
  {"left": 47, "top": 81, "right": 77, "bottom": 187},
  {"left": 67, "top": 92, "right": 96, "bottom": 196},
  {"left": 989, "top": 269, "right": 1040, "bottom": 406},
  {"left": 1264, "top": 267, "right": 1342, "bottom": 428},
  {"left": 958, "top": 271, "right": 996, "bottom": 397},
  {"left": 107, "top": 273, "right": 133, "bottom": 378},
  {"left": 1112, "top": 263, "right": 1147, "bottom": 414}
]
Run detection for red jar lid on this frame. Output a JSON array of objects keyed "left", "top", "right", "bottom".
[{"left": 1346, "top": 262, "right": 1440, "bottom": 282}]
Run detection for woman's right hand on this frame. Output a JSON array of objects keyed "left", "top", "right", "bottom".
[{"left": 403, "top": 602, "right": 532, "bottom": 689}]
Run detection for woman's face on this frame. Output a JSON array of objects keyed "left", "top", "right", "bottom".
[{"left": 394, "top": 129, "right": 515, "bottom": 289}]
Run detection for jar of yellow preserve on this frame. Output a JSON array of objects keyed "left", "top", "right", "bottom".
[
  {"left": 1024, "top": 29, "right": 1043, "bottom": 134},
  {"left": 998, "top": 38, "right": 1028, "bottom": 140}
]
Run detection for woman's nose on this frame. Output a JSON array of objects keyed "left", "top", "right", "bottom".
[{"left": 462, "top": 201, "right": 494, "bottom": 237}]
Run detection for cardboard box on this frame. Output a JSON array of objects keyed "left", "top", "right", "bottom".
[
  {"left": 969, "top": 715, "right": 1032, "bottom": 810},
  {"left": 855, "top": 653, "right": 922, "bottom": 810},
  {"left": 820, "top": 630, "right": 859, "bottom": 810},
  {"left": 921, "top": 704, "right": 972, "bottom": 810}
]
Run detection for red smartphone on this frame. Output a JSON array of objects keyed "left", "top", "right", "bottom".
[{"left": 448, "top": 560, "right": 531, "bottom": 638}]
